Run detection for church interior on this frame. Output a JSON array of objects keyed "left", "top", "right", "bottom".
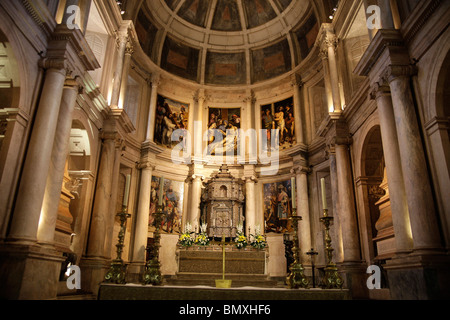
[{"left": 0, "top": 0, "right": 449, "bottom": 301}]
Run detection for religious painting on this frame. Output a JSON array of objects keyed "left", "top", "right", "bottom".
[
  {"left": 263, "top": 180, "right": 294, "bottom": 233},
  {"left": 149, "top": 176, "right": 185, "bottom": 234},
  {"left": 205, "top": 51, "right": 247, "bottom": 85},
  {"left": 207, "top": 107, "right": 241, "bottom": 157},
  {"left": 177, "top": 0, "right": 210, "bottom": 27},
  {"left": 261, "top": 97, "right": 295, "bottom": 150},
  {"left": 161, "top": 36, "right": 200, "bottom": 82},
  {"left": 295, "top": 13, "right": 319, "bottom": 61},
  {"left": 251, "top": 39, "right": 291, "bottom": 83},
  {"left": 211, "top": 0, "right": 242, "bottom": 31},
  {"left": 135, "top": 9, "right": 158, "bottom": 62},
  {"left": 242, "top": 0, "right": 277, "bottom": 29},
  {"left": 154, "top": 95, "right": 190, "bottom": 149}
]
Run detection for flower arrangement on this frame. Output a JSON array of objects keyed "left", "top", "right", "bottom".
[
  {"left": 178, "top": 222, "right": 194, "bottom": 247},
  {"left": 234, "top": 223, "right": 248, "bottom": 249},
  {"left": 250, "top": 225, "right": 267, "bottom": 250},
  {"left": 195, "top": 223, "right": 210, "bottom": 246}
]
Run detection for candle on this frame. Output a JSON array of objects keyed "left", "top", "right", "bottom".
[
  {"left": 291, "top": 177, "right": 296, "bottom": 209},
  {"left": 321, "top": 178, "right": 327, "bottom": 210},
  {"left": 123, "top": 174, "right": 131, "bottom": 207},
  {"left": 158, "top": 177, "right": 165, "bottom": 205}
]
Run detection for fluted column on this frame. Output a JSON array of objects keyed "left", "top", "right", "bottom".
[
  {"left": 291, "top": 75, "right": 305, "bottom": 144},
  {"left": 110, "top": 28, "right": 129, "bottom": 108},
  {"left": 244, "top": 176, "right": 257, "bottom": 236},
  {"left": 119, "top": 39, "right": 134, "bottom": 108},
  {"left": 38, "top": 78, "right": 81, "bottom": 245},
  {"left": 386, "top": 65, "right": 443, "bottom": 252},
  {"left": 8, "top": 60, "right": 67, "bottom": 243},
  {"left": 86, "top": 133, "right": 122, "bottom": 258},
  {"left": 370, "top": 82, "right": 413, "bottom": 254},
  {"left": 190, "top": 173, "right": 204, "bottom": 232},
  {"left": 317, "top": 25, "right": 342, "bottom": 113},
  {"left": 146, "top": 74, "right": 160, "bottom": 142},
  {"left": 334, "top": 138, "right": 361, "bottom": 262},
  {"left": 293, "top": 166, "right": 312, "bottom": 260},
  {"left": 132, "top": 161, "right": 154, "bottom": 264}
]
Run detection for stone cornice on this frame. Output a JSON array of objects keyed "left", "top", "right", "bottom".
[{"left": 354, "top": 29, "right": 407, "bottom": 79}]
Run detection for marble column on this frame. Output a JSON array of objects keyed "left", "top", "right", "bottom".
[
  {"left": 378, "top": 0, "right": 395, "bottom": 29},
  {"left": 85, "top": 133, "right": 120, "bottom": 258},
  {"left": 387, "top": 66, "right": 442, "bottom": 252},
  {"left": 294, "top": 167, "right": 312, "bottom": 260},
  {"left": 328, "top": 147, "right": 344, "bottom": 261},
  {"left": 335, "top": 139, "right": 361, "bottom": 262},
  {"left": 291, "top": 75, "right": 305, "bottom": 144},
  {"left": 119, "top": 40, "right": 134, "bottom": 108},
  {"left": 190, "top": 174, "right": 204, "bottom": 232},
  {"left": 132, "top": 161, "right": 154, "bottom": 264},
  {"left": 146, "top": 74, "right": 160, "bottom": 142},
  {"left": 38, "top": 78, "right": 81, "bottom": 246},
  {"left": 244, "top": 91, "right": 256, "bottom": 163},
  {"left": 319, "top": 26, "right": 342, "bottom": 113},
  {"left": 110, "top": 28, "right": 129, "bottom": 108},
  {"left": 318, "top": 46, "right": 334, "bottom": 113},
  {"left": 371, "top": 83, "right": 413, "bottom": 253},
  {"left": 8, "top": 61, "right": 67, "bottom": 243},
  {"left": 245, "top": 176, "right": 257, "bottom": 236}
]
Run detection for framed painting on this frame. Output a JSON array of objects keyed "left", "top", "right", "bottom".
[
  {"left": 261, "top": 97, "right": 295, "bottom": 150},
  {"left": 154, "top": 94, "right": 190, "bottom": 149},
  {"left": 207, "top": 107, "right": 241, "bottom": 157},
  {"left": 263, "top": 180, "right": 294, "bottom": 233},
  {"left": 149, "top": 176, "right": 185, "bottom": 234}
]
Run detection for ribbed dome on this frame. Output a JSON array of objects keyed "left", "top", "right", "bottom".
[{"left": 135, "top": 0, "right": 319, "bottom": 85}]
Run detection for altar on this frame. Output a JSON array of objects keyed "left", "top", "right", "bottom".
[{"left": 202, "top": 165, "right": 245, "bottom": 238}]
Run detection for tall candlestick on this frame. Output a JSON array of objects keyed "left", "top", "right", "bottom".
[
  {"left": 158, "top": 177, "right": 165, "bottom": 205},
  {"left": 321, "top": 178, "right": 327, "bottom": 210},
  {"left": 123, "top": 174, "right": 131, "bottom": 207},
  {"left": 291, "top": 177, "right": 296, "bottom": 209}
]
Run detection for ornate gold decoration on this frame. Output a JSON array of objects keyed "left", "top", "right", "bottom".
[
  {"left": 286, "top": 211, "right": 309, "bottom": 289},
  {"left": 104, "top": 205, "right": 131, "bottom": 284},
  {"left": 320, "top": 209, "right": 344, "bottom": 289}
]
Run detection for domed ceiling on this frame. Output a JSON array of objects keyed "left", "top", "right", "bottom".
[{"left": 135, "top": 0, "right": 319, "bottom": 86}]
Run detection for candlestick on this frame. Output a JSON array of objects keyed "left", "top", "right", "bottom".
[
  {"left": 321, "top": 178, "right": 327, "bottom": 210},
  {"left": 123, "top": 174, "right": 131, "bottom": 207},
  {"left": 158, "top": 177, "right": 165, "bottom": 205},
  {"left": 291, "top": 177, "right": 296, "bottom": 209}
]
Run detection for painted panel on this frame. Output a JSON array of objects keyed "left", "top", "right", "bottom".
[
  {"left": 263, "top": 180, "right": 294, "bottom": 233},
  {"left": 154, "top": 94, "right": 190, "bottom": 149},
  {"left": 149, "top": 176, "right": 185, "bottom": 234}
]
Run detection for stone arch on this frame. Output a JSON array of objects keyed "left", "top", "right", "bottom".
[
  {"left": 0, "top": 13, "right": 34, "bottom": 239},
  {"left": 66, "top": 115, "right": 97, "bottom": 264},
  {"left": 422, "top": 32, "right": 450, "bottom": 247},
  {"left": 353, "top": 113, "right": 387, "bottom": 265}
]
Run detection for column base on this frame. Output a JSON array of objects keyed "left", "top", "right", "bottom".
[
  {"left": 337, "top": 261, "right": 369, "bottom": 299},
  {"left": 79, "top": 256, "right": 111, "bottom": 296},
  {"left": 125, "top": 261, "right": 146, "bottom": 283},
  {"left": 384, "top": 251, "right": 450, "bottom": 300},
  {"left": 0, "top": 242, "right": 65, "bottom": 300}
]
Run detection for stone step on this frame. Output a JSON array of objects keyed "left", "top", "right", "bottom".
[{"left": 166, "top": 272, "right": 280, "bottom": 288}]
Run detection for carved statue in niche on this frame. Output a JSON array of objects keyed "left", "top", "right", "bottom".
[{"left": 201, "top": 164, "right": 244, "bottom": 238}]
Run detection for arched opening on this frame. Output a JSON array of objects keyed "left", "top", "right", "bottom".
[
  {"left": 66, "top": 120, "right": 92, "bottom": 265},
  {"left": 0, "top": 29, "right": 21, "bottom": 152},
  {"left": 360, "top": 126, "right": 386, "bottom": 261}
]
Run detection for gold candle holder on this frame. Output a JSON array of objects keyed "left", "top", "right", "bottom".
[
  {"left": 286, "top": 210, "right": 309, "bottom": 289},
  {"left": 320, "top": 209, "right": 344, "bottom": 289},
  {"left": 143, "top": 205, "right": 164, "bottom": 285},
  {"left": 104, "top": 205, "right": 131, "bottom": 284}
]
